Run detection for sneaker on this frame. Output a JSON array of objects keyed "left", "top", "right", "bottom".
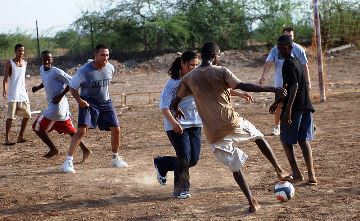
[
  {"left": 271, "top": 126, "right": 280, "bottom": 136},
  {"left": 174, "top": 192, "right": 191, "bottom": 199},
  {"left": 61, "top": 160, "right": 75, "bottom": 173},
  {"left": 154, "top": 158, "right": 167, "bottom": 185},
  {"left": 111, "top": 155, "right": 128, "bottom": 168}
]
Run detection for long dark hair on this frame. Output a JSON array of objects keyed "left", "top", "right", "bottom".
[{"left": 168, "top": 50, "right": 197, "bottom": 79}]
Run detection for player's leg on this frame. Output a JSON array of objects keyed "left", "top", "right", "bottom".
[
  {"left": 280, "top": 110, "right": 304, "bottom": 181},
  {"left": 17, "top": 101, "right": 31, "bottom": 143},
  {"left": 297, "top": 111, "right": 317, "bottom": 185},
  {"left": 281, "top": 142, "right": 303, "bottom": 180},
  {"left": 32, "top": 115, "right": 59, "bottom": 158},
  {"left": 97, "top": 99, "right": 127, "bottom": 168},
  {"left": 188, "top": 127, "right": 201, "bottom": 168},
  {"left": 65, "top": 117, "right": 92, "bottom": 163},
  {"left": 167, "top": 129, "right": 191, "bottom": 198},
  {"left": 35, "top": 129, "right": 59, "bottom": 158},
  {"left": 272, "top": 102, "right": 282, "bottom": 135},
  {"left": 212, "top": 136, "right": 259, "bottom": 213},
  {"left": 17, "top": 117, "right": 29, "bottom": 143},
  {"left": 5, "top": 119, "right": 14, "bottom": 145},
  {"left": 233, "top": 170, "right": 260, "bottom": 213},
  {"left": 254, "top": 138, "right": 290, "bottom": 180},
  {"left": 298, "top": 141, "right": 317, "bottom": 185},
  {"left": 67, "top": 126, "right": 88, "bottom": 157},
  {"left": 5, "top": 102, "right": 16, "bottom": 145}
]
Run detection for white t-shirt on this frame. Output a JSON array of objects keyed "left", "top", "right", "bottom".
[
  {"left": 7, "top": 59, "right": 29, "bottom": 102},
  {"left": 266, "top": 42, "right": 308, "bottom": 87},
  {"left": 40, "top": 66, "right": 72, "bottom": 121}
]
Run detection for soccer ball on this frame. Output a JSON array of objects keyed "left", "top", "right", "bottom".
[{"left": 274, "top": 181, "right": 295, "bottom": 202}]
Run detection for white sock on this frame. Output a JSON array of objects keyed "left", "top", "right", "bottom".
[{"left": 66, "top": 156, "right": 73, "bottom": 161}]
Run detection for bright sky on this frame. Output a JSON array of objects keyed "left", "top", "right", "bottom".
[{"left": 0, "top": 0, "right": 104, "bottom": 36}]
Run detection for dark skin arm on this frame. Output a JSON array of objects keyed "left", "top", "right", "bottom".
[
  {"left": 234, "top": 82, "right": 287, "bottom": 97},
  {"left": 52, "top": 85, "right": 70, "bottom": 104},
  {"left": 282, "top": 84, "right": 298, "bottom": 124},
  {"left": 32, "top": 82, "right": 44, "bottom": 93},
  {"left": 2, "top": 61, "right": 11, "bottom": 97},
  {"left": 269, "top": 96, "right": 284, "bottom": 114},
  {"left": 170, "top": 96, "right": 185, "bottom": 120}
]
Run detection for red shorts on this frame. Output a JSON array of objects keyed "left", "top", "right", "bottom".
[{"left": 32, "top": 114, "right": 77, "bottom": 134}]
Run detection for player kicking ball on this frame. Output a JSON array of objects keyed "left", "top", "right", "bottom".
[{"left": 32, "top": 50, "right": 92, "bottom": 162}]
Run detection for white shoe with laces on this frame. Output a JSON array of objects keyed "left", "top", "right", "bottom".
[
  {"left": 271, "top": 126, "right": 280, "bottom": 136},
  {"left": 61, "top": 160, "right": 75, "bottom": 173},
  {"left": 112, "top": 155, "right": 128, "bottom": 168}
]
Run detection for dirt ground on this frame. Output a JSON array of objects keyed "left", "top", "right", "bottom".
[{"left": 0, "top": 48, "right": 359, "bottom": 220}]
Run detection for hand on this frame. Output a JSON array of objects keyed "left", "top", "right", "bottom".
[
  {"left": 172, "top": 122, "right": 183, "bottom": 134},
  {"left": 174, "top": 109, "right": 185, "bottom": 120},
  {"left": 31, "top": 86, "right": 38, "bottom": 93},
  {"left": 259, "top": 76, "right": 265, "bottom": 85},
  {"left": 269, "top": 102, "right": 278, "bottom": 114},
  {"left": 78, "top": 99, "right": 90, "bottom": 108},
  {"left": 281, "top": 111, "right": 292, "bottom": 125},
  {"left": 2, "top": 90, "right": 7, "bottom": 98},
  {"left": 273, "top": 86, "right": 287, "bottom": 97},
  {"left": 52, "top": 94, "right": 63, "bottom": 104},
  {"left": 307, "top": 82, "right": 312, "bottom": 92},
  {"left": 239, "top": 92, "right": 254, "bottom": 102}
]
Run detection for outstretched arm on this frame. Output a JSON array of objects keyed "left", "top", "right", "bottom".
[
  {"left": 234, "top": 82, "right": 287, "bottom": 97},
  {"left": 52, "top": 85, "right": 70, "bottom": 104},
  {"left": 230, "top": 89, "right": 253, "bottom": 102},
  {"left": 32, "top": 82, "right": 44, "bottom": 93}
]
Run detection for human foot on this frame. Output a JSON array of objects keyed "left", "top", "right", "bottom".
[
  {"left": 4, "top": 140, "right": 16, "bottom": 146},
  {"left": 17, "top": 138, "right": 27, "bottom": 143},
  {"left": 43, "top": 150, "right": 59, "bottom": 158},
  {"left": 80, "top": 149, "right": 92, "bottom": 163},
  {"left": 277, "top": 171, "right": 293, "bottom": 181},
  {"left": 248, "top": 198, "right": 261, "bottom": 213}
]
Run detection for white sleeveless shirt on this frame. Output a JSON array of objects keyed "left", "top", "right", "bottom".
[{"left": 7, "top": 59, "right": 29, "bottom": 102}]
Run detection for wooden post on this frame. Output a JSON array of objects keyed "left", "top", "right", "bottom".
[{"left": 313, "top": 0, "right": 326, "bottom": 102}]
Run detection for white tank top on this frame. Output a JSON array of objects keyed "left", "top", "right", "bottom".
[{"left": 7, "top": 59, "right": 29, "bottom": 102}]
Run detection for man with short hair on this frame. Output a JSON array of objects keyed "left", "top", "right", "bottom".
[
  {"left": 32, "top": 50, "right": 92, "bottom": 161},
  {"left": 270, "top": 35, "right": 317, "bottom": 185},
  {"left": 60, "top": 44, "right": 128, "bottom": 173},
  {"left": 259, "top": 27, "right": 311, "bottom": 136},
  {"left": 171, "top": 41, "right": 290, "bottom": 213},
  {"left": 2, "top": 43, "right": 31, "bottom": 145}
]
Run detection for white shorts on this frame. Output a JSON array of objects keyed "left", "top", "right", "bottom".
[
  {"left": 7, "top": 101, "right": 31, "bottom": 119},
  {"left": 210, "top": 118, "right": 264, "bottom": 172}
]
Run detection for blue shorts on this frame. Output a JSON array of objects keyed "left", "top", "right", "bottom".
[
  {"left": 280, "top": 110, "right": 314, "bottom": 144},
  {"left": 78, "top": 97, "right": 119, "bottom": 131}
]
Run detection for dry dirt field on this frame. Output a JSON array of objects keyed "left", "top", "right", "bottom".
[{"left": 0, "top": 48, "right": 359, "bottom": 220}]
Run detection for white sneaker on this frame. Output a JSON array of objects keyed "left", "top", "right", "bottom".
[
  {"left": 112, "top": 155, "right": 128, "bottom": 168},
  {"left": 175, "top": 192, "right": 191, "bottom": 199},
  {"left": 271, "top": 126, "right": 280, "bottom": 136},
  {"left": 61, "top": 160, "right": 75, "bottom": 173}
]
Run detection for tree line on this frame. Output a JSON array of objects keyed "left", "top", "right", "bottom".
[{"left": 0, "top": 0, "right": 359, "bottom": 61}]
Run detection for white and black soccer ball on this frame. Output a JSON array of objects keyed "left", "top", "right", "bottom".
[{"left": 274, "top": 181, "right": 295, "bottom": 202}]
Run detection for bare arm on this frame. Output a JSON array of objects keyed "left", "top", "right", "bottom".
[
  {"left": 32, "top": 82, "right": 44, "bottom": 93},
  {"left": 282, "top": 84, "right": 298, "bottom": 124},
  {"left": 70, "top": 87, "right": 89, "bottom": 108},
  {"left": 230, "top": 89, "right": 254, "bottom": 102},
  {"left": 2, "top": 61, "right": 11, "bottom": 97},
  {"left": 52, "top": 85, "right": 70, "bottom": 104},
  {"left": 234, "top": 82, "right": 287, "bottom": 97},
  {"left": 303, "top": 63, "right": 311, "bottom": 91},
  {"left": 259, "top": 61, "right": 273, "bottom": 85},
  {"left": 161, "top": 108, "right": 183, "bottom": 134}
]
